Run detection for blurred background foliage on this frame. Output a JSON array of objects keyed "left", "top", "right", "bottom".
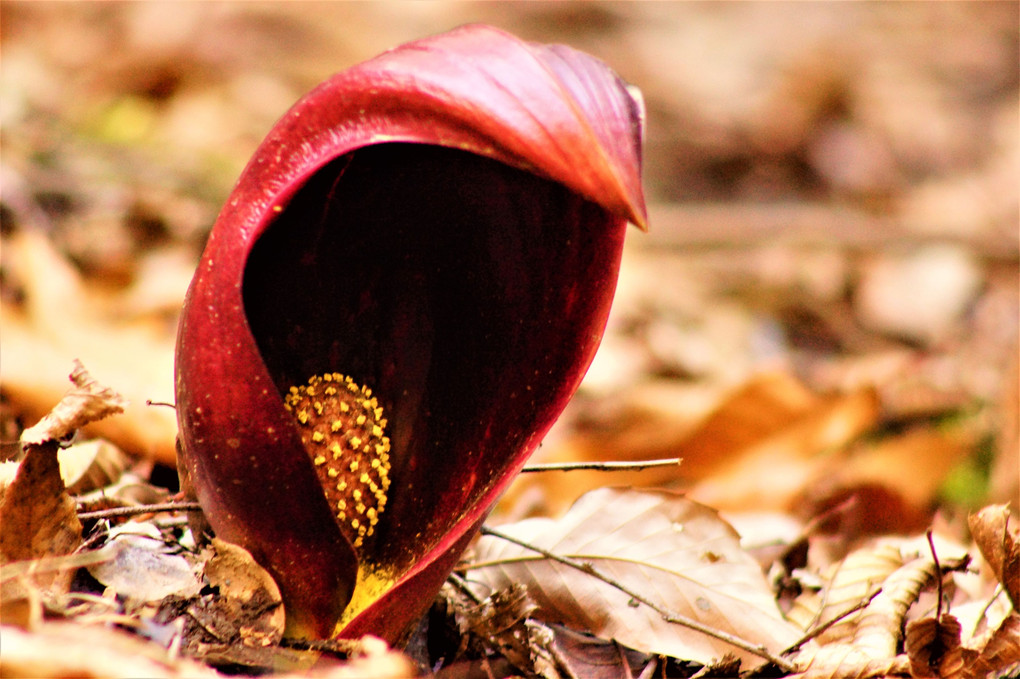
[{"left": 2, "top": 2, "right": 1017, "bottom": 515}]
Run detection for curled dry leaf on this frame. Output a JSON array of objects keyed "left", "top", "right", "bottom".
[
  {"left": 788, "top": 535, "right": 971, "bottom": 678},
  {"left": 968, "top": 505, "right": 1019, "bottom": 608},
  {"left": 965, "top": 612, "right": 1020, "bottom": 679},
  {"left": 173, "top": 538, "right": 285, "bottom": 668},
  {"left": 1, "top": 360, "right": 129, "bottom": 598},
  {"left": 790, "top": 643, "right": 911, "bottom": 679},
  {"left": 788, "top": 535, "right": 969, "bottom": 649},
  {"left": 0, "top": 440, "right": 82, "bottom": 596},
  {"left": 20, "top": 360, "right": 128, "bottom": 446},
  {"left": 468, "top": 487, "right": 801, "bottom": 668},
  {"left": 853, "top": 553, "right": 964, "bottom": 660}
]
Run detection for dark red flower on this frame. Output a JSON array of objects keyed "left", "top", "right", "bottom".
[{"left": 175, "top": 24, "right": 646, "bottom": 642}]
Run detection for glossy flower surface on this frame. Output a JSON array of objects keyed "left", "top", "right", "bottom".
[{"left": 175, "top": 24, "right": 646, "bottom": 642}]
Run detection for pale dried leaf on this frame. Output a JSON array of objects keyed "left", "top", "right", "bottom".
[
  {"left": 469, "top": 487, "right": 801, "bottom": 668},
  {"left": 787, "top": 542, "right": 904, "bottom": 644},
  {"left": 21, "top": 360, "right": 128, "bottom": 445},
  {"left": 790, "top": 643, "right": 910, "bottom": 679},
  {"left": 0, "top": 621, "right": 220, "bottom": 678},
  {"left": 87, "top": 523, "right": 204, "bottom": 602},
  {"left": 855, "top": 555, "right": 945, "bottom": 659},
  {"left": 789, "top": 534, "right": 969, "bottom": 652},
  {"left": 61, "top": 439, "right": 132, "bottom": 495}
]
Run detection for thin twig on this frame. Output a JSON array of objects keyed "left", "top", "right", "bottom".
[
  {"left": 927, "top": 529, "right": 944, "bottom": 620},
  {"left": 478, "top": 525, "right": 796, "bottom": 673},
  {"left": 782, "top": 587, "right": 882, "bottom": 653},
  {"left": 447, "top": 571, "right": 486, "bottom": 605},
  {"left": 77, "top": 502, "right": 202, "bottom": 521},
  {"left": 280, "top": 636, "right": 363, "bottom": 656},
  {"left": 520, "top": 458, "right": 681, "bottom": 473}
]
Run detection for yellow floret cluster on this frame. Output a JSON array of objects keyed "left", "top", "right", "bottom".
[{"left": 284, "top": 372, "right": 392, "bottom": 549}]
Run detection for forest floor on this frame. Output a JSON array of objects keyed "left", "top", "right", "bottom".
[{"left": 1, "top": 4, "right": 1017, "bottom": 678}]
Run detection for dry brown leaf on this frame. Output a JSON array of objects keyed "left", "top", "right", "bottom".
[
  {"left": 905, "top": 614, "right": 964, "bottom": 678},
  {"left": 0, "top": 439, "right": 82, "bottom": 594},
  {"left": 549, "top": 623, "right": 655, "bottom": 679},
  {"left": 502, "top": 372, "right": 817, "bottom": 516},
  {"left": 659, "top": 370, "right": 821, "bottom": 478},
  {"left": 1, "top": 232, "right": 177, "bottom": 464},
  {"left": 458, "top": 585, "right": 560, "bottom": 679},
  {"left": 802, "top": 424, "right": 977, "bottom": 525},
  {"left": 968, "top": 505, "right": 1019, "bottom": 609},
  {"left": 0, "top": 360, "right": 132, "bottom": 600},
  {"left": 798, "top": 482, "right": 931, "bottom": 545},
  {"left": 468, "top": 487, "right": 802, "bottom": 668},
  {"left": 503, "top": 372, "right": 879, "bottom": 519},
  {"left": 965, "top": 612, "right": 1020, "bottom": 679},
  {"left": 689, "top": 385, "right": 880, "bottom": 513},
  {"left": 20, "top": 359, "right": 127, "bottom": 445}
]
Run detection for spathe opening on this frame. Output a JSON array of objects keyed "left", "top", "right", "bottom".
[{"left": 242, "top": 143, "right": 624, "bottom": 572}]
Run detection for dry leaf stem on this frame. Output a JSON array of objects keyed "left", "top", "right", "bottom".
[
  {"left": 447, "top": 571, "right": 486, "bottom": 604},
  {"left": 479, "top": 525, "right": 796, "bottom": 672},
  {"left": 783, "top": 587, "right": 882, "bottom": 652},
  {"left": 76, "top": 501, "right": 203, "bottom": 521},
  {"left": 520, "top": 457, "right": 682, "bottom": 473}
]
